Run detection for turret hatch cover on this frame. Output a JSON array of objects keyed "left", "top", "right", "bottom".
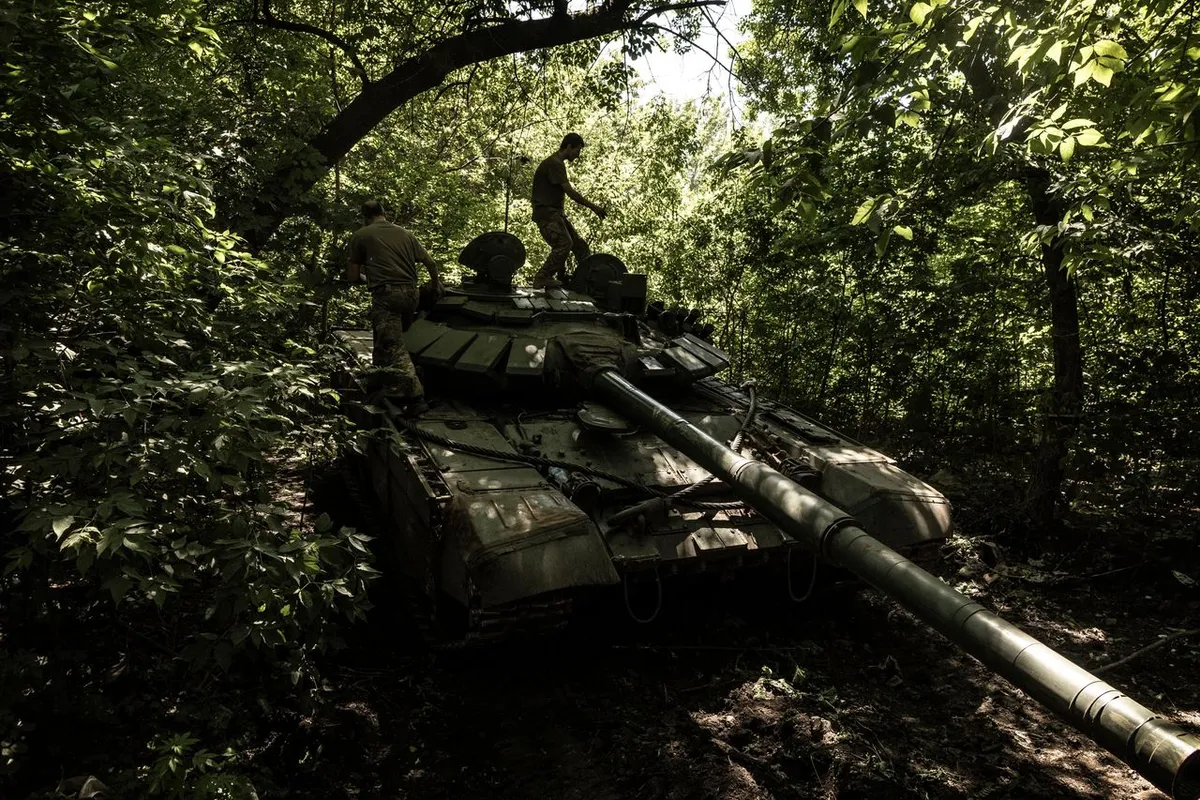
[
  {"left": 577, "top": 402, "right": 635, "bottom": 433},
  {"left": 571, "top": 253, "right": 627, "bottom": 296}
]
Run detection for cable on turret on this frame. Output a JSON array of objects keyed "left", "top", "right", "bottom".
[
  {"left": 622, "top": 568, "right": 662, "bottom": 624},
  {"left": 786, "top": 546, "right": 819, "bottom": 603}
]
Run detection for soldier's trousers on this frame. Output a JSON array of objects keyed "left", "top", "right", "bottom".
[
  {"left": 368, "top": 283, "right": 423, "bottom": 400},
  {"left": 533, "top": 208, "right": 590, "bottom": 281}
]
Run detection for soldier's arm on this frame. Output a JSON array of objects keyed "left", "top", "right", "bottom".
[
  {"left": 416, "top": 248, "right": 445, "bottom": 296},
  {"left": 419, "top": 252, "right": 442, "bottom": 284},
  {"left": 346, "top": 234, "right": 367, "bottom": 283},
  {"left": 562, "top": 178, "right": 606, "bottom": 219}
]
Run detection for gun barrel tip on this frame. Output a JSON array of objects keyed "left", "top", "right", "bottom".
[{"left": 1174, "top": 748, "right": 1200, "bottom": 800}]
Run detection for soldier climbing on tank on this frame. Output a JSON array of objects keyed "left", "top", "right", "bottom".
[
  {"left": 346, "top": 199, "right": 444, "bottom": 416},
  {"left": 530, "top": 132, "right": 607, "bottom": 290}
]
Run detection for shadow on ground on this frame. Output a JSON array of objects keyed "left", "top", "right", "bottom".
[{"left": 257, "top": 536, "right": 1199, "bottom": 800}]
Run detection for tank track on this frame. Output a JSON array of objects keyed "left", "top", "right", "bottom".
[
  {"left": 404, "top": 583, "right": 575, "bottom": 652},
  {"left": 460, "top": 594, "right": 574, "bottom": 647}
]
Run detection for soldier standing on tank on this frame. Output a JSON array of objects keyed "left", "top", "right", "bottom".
[
  {"left": 530, "top": 132, "right": 607, "bottom": 290},
  {"left": 346, "top": 199, "right": 444, "bottom": 416}
]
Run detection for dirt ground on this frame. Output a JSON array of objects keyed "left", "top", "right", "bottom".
[{"left": 256, "top": 482, "right": 1200, "bottom": 800}]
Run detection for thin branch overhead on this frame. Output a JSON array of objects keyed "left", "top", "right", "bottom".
[
  {"left": 642, "top": 23, "right": 738, "bottom": 84},
  {"left": 632, "top": 0, "right": 726, "bottom": 28},
  {"left": 258, "top": 0, "right": 370, "bottom": 84}
]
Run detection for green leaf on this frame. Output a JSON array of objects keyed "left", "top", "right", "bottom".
[
  {"left": 1073, "top": 60, "right": 1095, "bottom": 87},
  {"left": 214, "top": 642, "right": 232, "bottom": 671},
  {"left": 115, "top": 496, "right": 143, "bottom": 516},
  {"left": 963, "top": 14, "right": 984, "bottom": 42},
  {"left": 1062, "top": 118, "right": 1095, "bottom": 130},
  {"left": 851, "top": 198, "right": 877, "bottom": 226},
  {"left": 1091, "top": 64, "right": 1114, "bottom": 86},
  {"left": 1075, "top": 129, "right": 1103, "bottom": 146},
  {"left": 1159, "top": 84, "right": 1186, "bottom": 103},
  {"left": 909, "top": 2, "right": 932, "bottom": 25},
  {"left": 852, "top": 0, "right": 868, "bottom": 19},
  {"left": 893, "top": 224, "right": 914, "bottom": 240},
  {"left": 1092, "top": 40, "right": 1127, "bottom": 60},
  {"left": 874, "top": 230, "right": 892, "bottom": 257},
  {"left": 1007, "top": 44, "right": 1036, "bottom": 70},
  {"left": 829, "top": 0, "right": 848, "bottom": 27},
  {"left": 897, "top": 110, "right": 920, "bottom": 128},
  {"left": 5, "top": 547, "right": 31, "bottom": 575},
  {"left": 103, "top": 576, "right": 132, "bottom": 604},
  {"left": 1046, "top": 40, "right": 1064, "bottom": 65},
  {"left": 1059, "top": 136, "right": 1076, "bottom": 161},
  {"left": 52, "top": 516, "right": 74, "bottom": 538}
]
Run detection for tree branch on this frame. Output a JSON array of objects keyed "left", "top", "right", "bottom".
[
  {"left": 1094, "top": 627, "right": 1200, "bottom": 675},
  {"left": 633, "top": 0, "right": 725, "bottom": 27},
  {"left": 642, "top": 23, "right": 738, "bottom": 84},
  {"left": 699, "top": 5, "right": 747, "bottom": 113},
  {"left": 258, "top": 0, "right": 369, "bottom": 85},
  {"left": 234, "top": 0, "right": 736, "bottom": 246},
  {"left": 431, "top": 79, "right": 470, "bottom": 105},
  {"left": 237, "top": 2, "right": 608, "bottom": 242}
]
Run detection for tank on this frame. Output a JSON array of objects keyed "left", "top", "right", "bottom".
[{"left": 328, "top": 232, "right": 1200, "bottom": 800}]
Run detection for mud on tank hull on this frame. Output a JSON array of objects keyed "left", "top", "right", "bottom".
[{"left": 328, "top": 242, "right": 950, "bottom": 645}]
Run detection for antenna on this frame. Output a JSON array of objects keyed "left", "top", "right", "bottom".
[{"left": 504, "top": 154, "right": 512, "bottom": 232}]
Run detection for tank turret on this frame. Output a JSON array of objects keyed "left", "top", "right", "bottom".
[{"left": 329, "top": 231, "right": 1200, "bottom": 800}]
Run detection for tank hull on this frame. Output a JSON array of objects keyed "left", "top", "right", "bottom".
[{"left": 333, "top": 330, "right": 950, "bottom": 621}]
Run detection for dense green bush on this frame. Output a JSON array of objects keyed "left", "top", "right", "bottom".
[{"left": 0, "top": 3, "right": 375, "bottom": 790}]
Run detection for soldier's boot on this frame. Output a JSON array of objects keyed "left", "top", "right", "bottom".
[
  {"left": 531, "top": 272, "right": 561, "bottom": 289},
  {"left": 401, "top": 396, "right": 429, "bottom": 417}
]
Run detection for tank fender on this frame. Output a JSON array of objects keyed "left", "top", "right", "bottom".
[{"left": 439, "top": 488, "right": 620, "bottom": 607}]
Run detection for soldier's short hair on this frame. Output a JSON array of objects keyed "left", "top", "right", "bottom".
[
  {"left": 560, "top": 132, "right": 585, "bottom": 150},
  {"left": 362, "top": 199, "right": 386, "bottom": 220}
]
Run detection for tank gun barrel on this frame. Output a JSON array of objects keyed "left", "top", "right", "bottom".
[{"left": 593, "top": 369, "right": 1200, "bottom": 800}]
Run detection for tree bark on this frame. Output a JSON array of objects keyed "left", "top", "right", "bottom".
[
  {"left": 1022, "top": 166, "right": 1084, "bottom": 528},
  {"left": 232, "top": 1, "right": 662, "bottom": 248}
]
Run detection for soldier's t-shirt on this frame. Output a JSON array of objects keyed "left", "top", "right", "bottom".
[
  {"left": 348, "top": 221, "right": 430, "bottom": 287},
  {"left": 531, "top": 155, "right": 569, "bottom": 212}
]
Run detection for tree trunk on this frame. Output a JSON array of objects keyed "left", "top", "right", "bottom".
[
  {"left": 232, "top": 2, "right": 649, "bottom": 249},
  {"left": 1022, "top": 167, "right": 1084, "bottom": 528}
]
